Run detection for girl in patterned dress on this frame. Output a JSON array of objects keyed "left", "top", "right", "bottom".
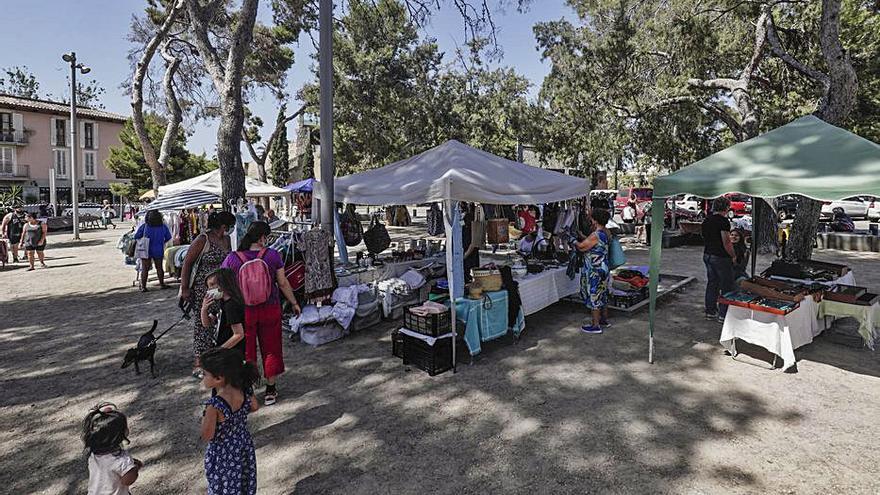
[
  {"left": 200, "top": 348, "right": 260, "bottom": 495},
  {"left": 575, "top": 208, "right": 612, "bottom": 334}
]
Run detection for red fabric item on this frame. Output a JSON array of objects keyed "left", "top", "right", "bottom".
[
  {"left": 518, "top": 210, "right": 536, "bottom": 234},
  {"left": 244, "top": 303, "right": 285, "bottom": 378},
  {"left": 285, "top": 261, "right": 306, "bottom": 291}
]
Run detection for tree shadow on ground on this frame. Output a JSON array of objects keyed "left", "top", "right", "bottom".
[{"left": 3, "top": 268, "right": 878, "bottom": 494}]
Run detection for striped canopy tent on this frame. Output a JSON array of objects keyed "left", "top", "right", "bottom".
[
  {"left": 144, "top": 189, "right": 220, "bottom": 211},
  {"left": 646, "top": 116, "right": 880, "bottom": 363}
]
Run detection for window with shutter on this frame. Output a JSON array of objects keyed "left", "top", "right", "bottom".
[
  {"left": 0, "top": 147, "right": 13, "bottom": 174},
  {"left": 54, "top": 149, "right": 68, "bottom": 177},
  {"left": 84, "top": 123, "right": 94, "bottom": 149},
  {"left": 0, "top": 113, "right": 11, "bottom": 143},
  {"left": 84, "top": 151, "right": 96, "bottom": 178},
  {"left": 55, "top": 119, "right": 67, "bottom": 147}
]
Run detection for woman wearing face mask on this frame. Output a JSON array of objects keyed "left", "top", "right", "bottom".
[
  {"left": 201, "top": 268, "right": 246, "bottom": 357},
  {"left": 181, "top": 211, "right": 236, "bottom": 378},
  {"left": 222, "top": 221, "right": 301, "bottom": 406}
]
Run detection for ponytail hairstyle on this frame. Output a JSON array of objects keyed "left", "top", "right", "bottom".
[
  {"left": 82, "top": 402, "right": 129, "bottom": 455},
  {"left": 199, "top": 348, "right": 260, "bottom": 392},
  {"left": 206, "top": 267, "right": 244, "bottom": 306},
  {"left": 236, "top": 221, "right": 271, "bottom": 251}
]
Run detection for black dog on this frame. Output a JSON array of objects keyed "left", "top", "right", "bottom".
[
  {"left": 122, "top": 320, "right": 159, "bottom": 376},
  {"left": 121, "top": 307, "right": 191, "bottom": 377}
]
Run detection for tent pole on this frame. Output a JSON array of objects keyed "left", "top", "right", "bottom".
[
  {"left": 647, "top": 197, "right": 665, "bottom": 364},
  {"left": 751, "top": 197, "right": 759, "bottom": 278}
]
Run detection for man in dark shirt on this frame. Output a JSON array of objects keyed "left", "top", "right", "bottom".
[{"left": 702, "top": 197, "right": 736, "bottom": 321}]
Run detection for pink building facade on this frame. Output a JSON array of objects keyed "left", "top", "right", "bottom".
[{"left": 0, "top": 94, "right": 128, "bottom": 204}]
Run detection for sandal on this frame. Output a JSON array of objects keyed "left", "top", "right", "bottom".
[{"left": 264, "top": 385, "right": 278, "bottom": 406}]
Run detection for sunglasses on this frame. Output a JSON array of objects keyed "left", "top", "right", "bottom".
[{"left": 91, "top": 402, "right": 118, "bottom": 414}]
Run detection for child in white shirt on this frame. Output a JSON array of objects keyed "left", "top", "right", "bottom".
[{"left": 82, "top": 402, "right": 143, "bottom": 495}]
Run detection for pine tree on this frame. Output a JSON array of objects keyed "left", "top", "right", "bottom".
[{"left": 269, "top": 106, "right": 290, "bottom": 187}]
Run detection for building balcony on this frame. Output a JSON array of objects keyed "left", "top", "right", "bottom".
[
  {"left": 0, "top": 164, "right": 30, "bottom": 179},
  {"left": 0, "top": 130, "right": 29, "bottom": 145}
]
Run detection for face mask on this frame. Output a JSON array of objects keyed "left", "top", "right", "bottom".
[{"left": 207, "top": 288, "right": 223, "bottom": 300}]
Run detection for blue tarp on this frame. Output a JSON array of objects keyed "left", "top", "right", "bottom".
[{"left": 284, "top": 178, "right": 315, "bottom": 193}]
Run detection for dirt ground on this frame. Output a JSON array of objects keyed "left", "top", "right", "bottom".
[{"left": 1, "top": 220, "right": 879, "bottom": 494}]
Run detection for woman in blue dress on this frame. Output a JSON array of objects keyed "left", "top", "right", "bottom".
[
  {"left": 134, "top": 210, "right": 172, "bottom": 291},
  {"left": 576, "top": 208, "right": 612, "bottom": 334}
]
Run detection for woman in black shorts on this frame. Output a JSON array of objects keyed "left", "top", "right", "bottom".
[{"left": 20, "top": 212, "right": 48, "bottom": 270}]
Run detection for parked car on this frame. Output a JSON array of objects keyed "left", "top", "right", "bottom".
[
  {"left": 615, "top": 187, "right": 653, "bottom": 212},
  {"left": 724, "top": 193, "right": 751, "bottom": 218},
  {"left": 776, "top": 195, "right": 799, "bottom": 221},
  {"left": 820, "top": 196, "right": 870, "bottom": 219},
  {"left": 868, "top": 197, "right": 880, "bottom": 220},
  {"left": 674, "top": 194, "right": 702, "bottom": 212},
  {"left": 62, "top": 202, "right": 104, "bottom": 217}
]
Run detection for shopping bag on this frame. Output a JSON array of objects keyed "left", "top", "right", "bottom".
[{"left": 609, "top": 236, "right": 626, "bottom": 269}]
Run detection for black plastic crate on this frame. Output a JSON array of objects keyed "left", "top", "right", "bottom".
[
  {"left": 402, "top": 305, "right": 451, "bottom": 337},
  {"left": 391, "top": 328, "right": 405, "bottom": 359},
  {"left": 401, "top": 332, "right": 465, "bottom": 376}
]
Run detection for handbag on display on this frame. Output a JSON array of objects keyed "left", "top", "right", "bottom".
[
  {"left": 340, "top": 204, "right": 363, "bottom": 247},
  {"left": 426, "top": 203, "right": 444, "bottom": 236},
  {"left": 285, "top": 260, "right": 306, "bottom": 291},
  {"left": 363, "top": 214, "right": 391, "bottom": 254},
  {"left": 486, "top": 218, "right": 509, "bottom": 245},
  {"left": 609, "top": 235, "right": 626, "bottom": 269}
]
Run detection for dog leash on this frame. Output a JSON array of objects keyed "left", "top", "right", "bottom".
[{"left": 150, "top": 309, "right": 192, "bottom": 345}]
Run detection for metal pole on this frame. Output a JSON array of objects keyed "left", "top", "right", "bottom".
[
  {"left": 318, "top": 0, "right": 334, "bottom": 235},
  {"left": 68, "top": 52, "right": 80, "bottom": 240}
]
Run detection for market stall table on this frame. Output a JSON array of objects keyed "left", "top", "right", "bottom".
[
  {"left": 516, "top": 266, "right": 580, "bottom": 316},
  {"left": 452, "top": 290, "right": 525, "bottom": 356},
  {"left": 720, "top": 295, "right": 826, "bottom": 371},
  {"left": 818, "top": 299, "right": 880, "bottom": 350}
]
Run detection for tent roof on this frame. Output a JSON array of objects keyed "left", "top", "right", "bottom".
[
  {"left": 145, "top": 190, "right": 220, "bottom": 211},
  {"left": 653, "top": 116, "right": 880, "bottom": 200},
  {"left": 334, "top": 140, "right": 589, "bottom": 205},
  {"left": 284, "top": 178, "right": 315, "bottom": 193},
  {"left": 158, "top": 169, "right": 289, "bottom": 198}
]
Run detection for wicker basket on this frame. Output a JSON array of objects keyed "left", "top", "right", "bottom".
[{"left": 471, "top": 268, "right": 502, "bottom": 292}]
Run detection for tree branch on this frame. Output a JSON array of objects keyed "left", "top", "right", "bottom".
[
  {"left": 766, "top": 15, "right": 830, "bottom": 90},
  {"left": 687, "top": 77, "right": 740, "bottom": 92},
  {"left": 653, "top": 96, "right": 745, "bottom": 142},
  {"left": 158, "top": 41, "right": 183, "bottom": 169},
  {"left": 131, "top": 0, "right": 184, "bottom": 193}
]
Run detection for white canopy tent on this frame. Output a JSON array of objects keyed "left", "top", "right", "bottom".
[
  {"left": 159, "top": 169, "right": 290, "bottom": 198},
  {"left": 335, "top": 140, "right": 590, "bottom": 372}
]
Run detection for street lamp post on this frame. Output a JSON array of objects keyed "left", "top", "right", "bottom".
[
  {"left": 318, "top": 0, "right": 334, "bottom": 235},
  {"left": 62, "top": 52, "right": 90, "bottom": 240}
]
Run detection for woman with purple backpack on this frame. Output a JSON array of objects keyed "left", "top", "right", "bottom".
[{"left": 222, "top": 221, "right": 301, "bottom": 406}]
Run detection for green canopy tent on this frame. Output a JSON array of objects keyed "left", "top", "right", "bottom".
[{"left": 647, "top": 115, "right": 880, "bottom": 363}]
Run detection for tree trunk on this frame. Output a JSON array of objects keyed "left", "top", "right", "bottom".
[
  {"left": 217, "top": 98, "right": 247, "bottom": 208},
  {"left": 786, "top": 198, "right": 823, "bottom": 260},
  {"left": 784, "top": 0, "right": 857, "bottom": 261},
  {"left": 184, "top": 0, "right": 259, "bottom": 209},
  {"left": 753, "top": 198, "right": 778, "bottom": 255}
]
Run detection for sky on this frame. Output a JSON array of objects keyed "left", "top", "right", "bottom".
[{"left": 1, "top": 0, "right": 575, "bottom": 158}]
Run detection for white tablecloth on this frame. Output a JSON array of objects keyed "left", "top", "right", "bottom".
[
  {"left": 517, "top": 267, "right": 580, "bottom": 316},
  {"left": 720, "top": 295, "right": 827, "bottom": 371}
]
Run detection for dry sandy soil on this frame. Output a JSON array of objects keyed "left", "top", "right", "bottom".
[{"left": 1, "top": 220, "right": 879, "bottom": 494}]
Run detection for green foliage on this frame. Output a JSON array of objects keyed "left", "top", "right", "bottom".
[
  {"left": 269, "top": 105, "right": 291, "bottom": 186},
  {"left": 0, "top": 66, "right": 40, "bottom": 98},
  {"left": 105, "top": 113, "right": 216, "bottom": 192},
  {"left": 0, "top": 185, "right": 23, "bottom": 211},
  {"left": 299, "top": 0, "right": 535, "bottom": 174},
  {"left": 109, "top": 182, "right": 139, "bottom": 200},
  {"left": 534, "top": 0, "right": 879, "bottom": 175},
  {"left": 0, "top": 66, "right": 105, "bottom": 108}
]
